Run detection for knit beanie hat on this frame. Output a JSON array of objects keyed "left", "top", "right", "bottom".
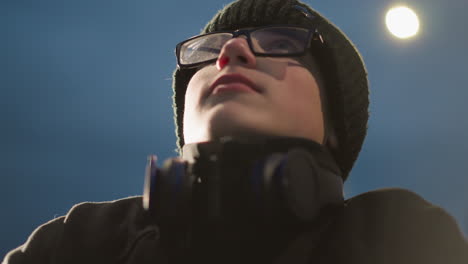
[{"left": 172, "top": 0, "right": 369, "bottom": 181}]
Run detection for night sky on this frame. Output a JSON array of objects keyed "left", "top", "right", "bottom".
[{"left": 2, "top": 0, "right": 468, "bottom": 256}]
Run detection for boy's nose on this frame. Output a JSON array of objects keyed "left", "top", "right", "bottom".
[{"left": 216, "top": 37, "right": 257, "bottom": 70}]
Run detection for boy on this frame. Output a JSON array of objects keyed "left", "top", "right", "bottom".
[{"left": 4, "top": 0, "right": 468, "bottom": 263}]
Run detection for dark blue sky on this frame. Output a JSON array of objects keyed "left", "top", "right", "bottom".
[{"left": 2, "top": 0, "right": 468, "bottom": 256}]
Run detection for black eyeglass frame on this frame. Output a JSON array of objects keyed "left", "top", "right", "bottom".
[{"left": 175, "top": 25, "right": 324, "bottom": 69}]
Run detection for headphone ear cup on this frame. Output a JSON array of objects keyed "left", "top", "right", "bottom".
[
  {"left": 280, "top": 148, "right": 322, "bottom": 221},
  {"left": 266, "top": 148, "right": 343, "bottom": 222},
  {"left": 158, "top": 158, "right": 193, "bottom": 224},
  {"left": 143, "top": 156, "right": 194, "bottom": 227}
]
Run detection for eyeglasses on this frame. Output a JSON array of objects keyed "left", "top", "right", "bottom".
[{"left": 175, "top": 25, "right": 323, "bottom": 68}]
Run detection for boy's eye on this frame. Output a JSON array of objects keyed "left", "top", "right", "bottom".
[
  {"left": 264, "top": 39, "right": 299, "bottom": 53},
  {"left": 254, "top": 34, "right": 303, "bottom": 54}
]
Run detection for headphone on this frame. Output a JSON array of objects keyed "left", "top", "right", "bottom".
[{"left": 143, "top": 138, "right": 343, "bottom": 233}]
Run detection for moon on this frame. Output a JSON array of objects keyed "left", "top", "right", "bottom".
[{"left": 385, "top": 6, "right": 420, "bottom": 39}]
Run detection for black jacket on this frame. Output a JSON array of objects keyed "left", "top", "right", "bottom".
[{"left": 3, "top": 188, "right": 468, "bottom": 264}]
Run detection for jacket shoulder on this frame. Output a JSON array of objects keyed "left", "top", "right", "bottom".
[
  {"left": 3, "top": 196, "right": 159, "bottom": 264},
  {"left": 345, "top": 187, "right": 434, "bottom": 211},
  {"left": 62, "top": 196, "right": 146, "bottom": 231},
  {"left": 3, "top": 216, "right": 66, "bottom": 264},
  {"left": 340, "top": 188, "right": 468, "bottom": 263}
]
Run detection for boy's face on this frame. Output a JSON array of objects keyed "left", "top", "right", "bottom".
[{"left": 183, "top": 36, "right": 324, "bottom": 145}]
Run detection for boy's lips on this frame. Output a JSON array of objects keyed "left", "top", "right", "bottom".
[{"left": 209, "top": 73, "right": 260, "bottom": 95}]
